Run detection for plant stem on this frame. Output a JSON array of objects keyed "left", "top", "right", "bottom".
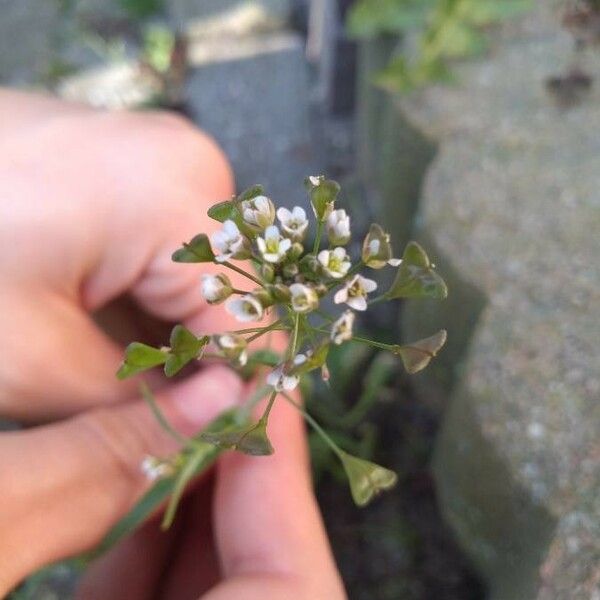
[
  {"left": 288, "top": 313, "right": 300, "bottom": 359},
  {"left": 281, "top": 392, "right": 344, "bottom": 460},
  {"left": 312, "top": 326, "right": 393, "bottom": 352},
  {"left": 231, "top": 288, "right": 250, "bottom": 295},
  {"left": 246, "top": 318, "right": 286, "bottom": 342},
  {"left": 222, "top": 261, "right": 264, "bottom": 287},
  {"left": 312, "top": 220, "right": 324, "bottom": 254},
  {"left": 261, "top": 389, "right": 278, "bottom": 422}
]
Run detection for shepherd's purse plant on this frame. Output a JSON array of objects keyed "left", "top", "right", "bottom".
[{"left": 103, "top": 176, "right": 447, "bottom": 550}]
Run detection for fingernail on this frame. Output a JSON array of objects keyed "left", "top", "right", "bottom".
[{"left": 169, "top": 366, "right": 243, "bottom": 432}]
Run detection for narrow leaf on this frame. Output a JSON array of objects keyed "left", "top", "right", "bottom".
[
  {"left": 117, "top": 342, "right": 167, "bottom": 379},
  {"left": 171, "top": 233, "right": 215, "bottom": 263},
  {"left": 392, "top": 329, "right": 447, "bottom": 374}
]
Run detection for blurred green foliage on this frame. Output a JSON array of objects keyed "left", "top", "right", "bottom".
[{"left": 348, "top": 0, "right": 531, "bottom": 92}]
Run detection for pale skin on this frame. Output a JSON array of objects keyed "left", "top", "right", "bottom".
[{"left": 0, "top": 90, "right": 346, "bottom": 599}]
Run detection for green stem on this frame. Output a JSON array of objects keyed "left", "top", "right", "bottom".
[
  {"left": 281, "top": 392, "right": 344, "bottom": 460},
  {"left": 222, "top": 260, "right": 264, "bottom": 287},
  {"left": 261, "top": 389, "right": 278, "bottom": 422},
  {"left": 312, "top": 326, "right": 393, "bottom": 352},
  {"left": 231, "top": 288, "right": 250, "bottom": 295},
  {"left": 312, "top": 220, "right": 324, "bottom": 254},
  {"left": 288, "top": 313, "right": 300, "bottom": 359},
  {"left": 246, "top": 318, "right": 286, "bottom": 342}
]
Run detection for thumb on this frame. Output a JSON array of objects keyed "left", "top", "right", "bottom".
[{"left": 0, "top": 366, "right": 242, "bottom": 595}]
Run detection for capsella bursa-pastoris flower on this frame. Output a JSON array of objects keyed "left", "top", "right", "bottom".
[{"left": 116, "top": 176, "right": 448, "bottom": 524}]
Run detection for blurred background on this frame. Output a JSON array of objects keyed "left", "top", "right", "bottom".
[{"left": 3, "top": 0, "right": 599, "bottom": 599}]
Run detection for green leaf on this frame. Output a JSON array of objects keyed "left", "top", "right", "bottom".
[
  {"left": 346, "top": 0, "right": 432, "bottom": 38},
  {"left": 392, "top": 329, "right": 447, "bottom": 374},
  {"left": 464, "top": 0, "right": 531, "bottom": 26},
  {"left": 237, "top": 184, "right": 265, "bottom": 202},
  {"left": 207, "top": 200, "right": 237, "bottom": 223},
  {"left": 171, "top": 233, "right": 215, "bottom": 263},
  {"left": 339, "top": 451, "right": 398, "bottom": 507},
  {"left": 201, "top": 419, "right": 274, "bottom": 456},
  {"left": 304, "top": 176, "right": 340, "bottom": 221},
  {"left": 384, "top": 241, "right": 448, "bottom": 300},
  {"left": 164, "top": 325, "right": 208, "bottom": 377},
  {"left": 117, "top": 342, "right": 167, "bottom": 379}
]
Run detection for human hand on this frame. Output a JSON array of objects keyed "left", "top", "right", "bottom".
[{"left": 0, "top": 91, "right": 345, "bottom": 598}]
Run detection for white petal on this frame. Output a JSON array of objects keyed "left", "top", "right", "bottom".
[
  {"left": 332, "top": 247, "right": 346, "bottom": 260},
  {"left": 361, "top": 277, "right": 378, "bottom": 293},
  {"left": 277, "top": 207, "right": 292, "bottom": 223},
  {"left": 388, "top": 258, "right": 402, "bottom": 267},
  {"left": 256, "top": 238, "right": 267, "bottom": 253},
  {"left": 292, "top": 206, "right": 306, "bottom": 220},
  {"left": 334, "top": 288, "right": 348, "bottom": 304},
  {"left": 279, "top": 238, "right": 292, "bottom": 253},
  {"left": 266, "top": 369, "right": 281, "bottom": 387},
  {"left": 317, "top": 250, "right": 330, "bottom": 266},
  {"left": 265, "top": 225, "right": 279, "bottom": 241},
  {"left": 223, "top": 220, "right": 239, "bottom": 236},
  {"left": 282, "top": 375, "right": 300, "bottom": 391},
  {"left": 347, "top": 295, "right": 368, "bottom": 311}
]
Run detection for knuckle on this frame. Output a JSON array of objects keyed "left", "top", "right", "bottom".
[{"left": 74, "top": 407, "right": 164, "bottom": 486}]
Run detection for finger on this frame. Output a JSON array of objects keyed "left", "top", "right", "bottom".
[
  {"left": 207, "top": 394, "right": 346, "bottom": 600},
  {"left": 156, "top": 480, "right": 221, "bottom": 600},
  {"left": 1, "top": 111, "right": 235, "bottom": 419},
  {"left": 0, "top": 288, "right": 141, "bottom": 422},
  {"left": 0, "top": 366, "right": 242, "bottom": 595},
  {"left": 75, "top": 513, "right": 177, "bottom": 600}
]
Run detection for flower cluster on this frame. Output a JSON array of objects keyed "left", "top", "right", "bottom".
[{"left": 116, "top": 177, "right": 448, "bottom": 516}]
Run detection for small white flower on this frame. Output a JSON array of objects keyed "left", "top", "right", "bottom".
[
  {"left": 141, "top": 456, "right": 173, "bottom": 481},
  {"left": 309, "top": 175, "right": 321, "bottom": 186},
  {"left": 211, "top": 220, "right": 250, "bottom": 262},
  {"left": 241, "top": 195, "right": 275, "bottom": 230},
  {"left": 327, "top": 209, "right": 351, "bottom": 245},
  {"left": 201, "top": 273, "right": 232, "bottom": 304},
  {"left": 266, "top": 354, "right": 306, "bottom": 391},
  {"left": 334, "top": 274, "right": 377, "bottom": 311},
  {"left": 330, "top": 310, "right": 355, "bottom": 344},
  {"left": 225, "top": 294, "right": 264, "bottom": 322},
  {"left": 257, "top": 225, "right": 292, "bottom": 263},
  {"left": 317, "top": 247, "right": 352, "bottom": 279},
  {"left": 277, "top": 206, "right": 309, "bottom": 241},
  {"left": 215, "top": 333, "right": 248, "bottom": 366},
  {"left": 289, "top": 283, "right": 319, "bottom": 313}
]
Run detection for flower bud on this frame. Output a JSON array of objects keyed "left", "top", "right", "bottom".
[
  {"left": 252, "top": 287, "right": 275, "bottom": 308},
  {"left": 327, "top": 209, "right": 351, "bottom": 245},
  {"left": 225, "top": 294, "right": 264, "bottom": 322},
  {"left": 200, "top": 273, "right": 232, "bottom": 304},
  {"left": 240, "top": 195, "right": 276, "bottom": 231},
  {"left": 260, "top": 263, "right": 275, "bottom": 283},
  {"left": 289, "top": 283, "right": 319, "bottom": 313},
  {"left": 267, "top": 283, "right": 291, "bottom": 302},
  {"left": 214, "top": 333, "right": 248, "bottom": 366},
  {"left": 283, "top": 263, "right": 300, "bottom": 279},
  {"left": 289, "top": 242, "right": 304, "bottom": 260}
]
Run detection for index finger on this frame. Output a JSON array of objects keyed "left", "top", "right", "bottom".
[{"left": 208, "top": 394, "right": 347, "bottom": 599}]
